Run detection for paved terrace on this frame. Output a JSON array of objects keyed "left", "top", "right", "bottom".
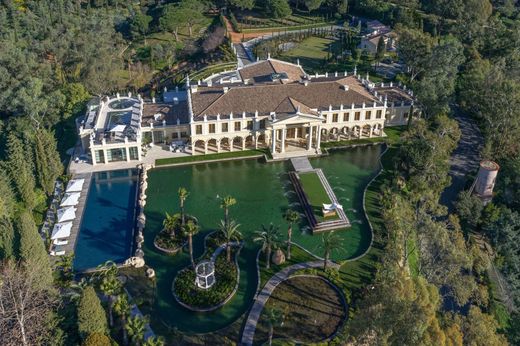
[{"left": 55, "top": 172, "right": 92, "bottom": 258}]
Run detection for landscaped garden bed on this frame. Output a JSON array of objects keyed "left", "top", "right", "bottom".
[
  {"left": 172, "top": 232, "right": 242, "bottom": 311},
  {"left": 153, "top": 214, "right": 197, "bottom": 254}
]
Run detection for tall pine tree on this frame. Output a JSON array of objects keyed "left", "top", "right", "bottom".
[
  {"left": 17, "top": 211, "right": 53, "bottom": 288},
  {"left": 34, "top": 129, "right": 63, "bottom": 196},
  {"left": 77, "top": 286, "right": 108, "bottom": 340},
  {"left": 5, "top": 133, "right": 37, "bottom": 210}
]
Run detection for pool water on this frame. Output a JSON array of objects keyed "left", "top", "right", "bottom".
[
  {"left": 143, "top": 145, "right": 383, "bottom": 333},
  {"left": 74, "top": 169, "right": 138, "bottom": 271}
]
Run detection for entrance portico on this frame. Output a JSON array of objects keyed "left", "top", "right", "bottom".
[{"left": 268, "top": 112, "right": 323, "bottom": 159}]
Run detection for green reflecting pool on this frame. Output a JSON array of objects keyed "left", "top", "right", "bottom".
[{"left": 143, "top": 145, "right": 383, "bottom": 333}]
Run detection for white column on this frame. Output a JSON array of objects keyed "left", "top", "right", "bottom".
[
  {"left": 271, "top": 129, "right": 276, "bottom": 153},
  {"left": 103, "top": 149, "right": 108, "bottom": 164},
  {"left": 316, "top": 126, "right": 321, "bottom": 149},
  {"left": 294, "top": 128, "right": 298, "bottom": 139},
  {"left": 125, "top": 147, "right": 130, "bottom": 162},
  {"left": 242, "top": 137, "right": 246, "bottom": 151},
  {"left": 91, "top": 148, "right": 97, "bottom": 166},
  {"left": 204, "top": 142, "right": 208, "bottom": 155},
  {"left": 281, "top": 129, "right": 286, "bottom": 153},
  {"left": 230, "top": 138, "right": 234, "bottom": 152},
  {"left": 255, "top": 135, "right": 258, "bottom": 149},
  {"left": 217, "top": 140, "right": 221, "bottom": 153},
  {"left": 307, "top": 126, "right": 313, "bottom": 150}
]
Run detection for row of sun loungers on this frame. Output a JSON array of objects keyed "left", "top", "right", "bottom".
[{"left": 47, "top": 178, "right": 85, "bottom": 256}]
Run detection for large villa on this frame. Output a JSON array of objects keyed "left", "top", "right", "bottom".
[{"left": 78, "top": 58, "right": 415, "bottom": 165}]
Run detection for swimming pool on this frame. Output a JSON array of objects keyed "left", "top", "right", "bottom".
[{"left": 73, "top": 169, "right": 138, "bottom": 271}]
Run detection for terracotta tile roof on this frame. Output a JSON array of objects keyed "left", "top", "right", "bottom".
[
  {"left": 142, "top": 102, "right": 189, "bottom": 125},
  {"left": 374, "top": 86, "right": 413, "bottom": 104},
  {"left": 190, "top": 76, "right": 379, "bottom": 120},
  {"left": 238, "top": 59, "right": 305, "bottom": 84}
]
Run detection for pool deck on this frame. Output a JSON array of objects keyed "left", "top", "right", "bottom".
[{"left": 58, "top": 172, "right": 93, "bottom": 259}]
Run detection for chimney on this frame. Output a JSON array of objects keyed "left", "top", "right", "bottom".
[
  {"left": 191, "top": 85, "right": 198, "bottom": 93},
  {"left": 223, "top": 86, "right": 229, "bottom": 94},
  {"left": 207, "top": 80, "right": 213, "bottom": 87},
  {"left": 342, "top": 85, "right": 349, "bottom": 91},
  {"left": 297, "top": 58, "right": 300, "bottom": 66},
  {"left": 304, "top": 80, "right": 309, "bottom": 86}
]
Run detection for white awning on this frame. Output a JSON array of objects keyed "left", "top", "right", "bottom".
[
  {"left": 57, "top": 206, "right": 76, "bottom": 223},
  {"left": 60, "top": 192, "right": 81, "bottom": 207},
  {"left": 51, "top": 222, "right": 73, "bottom": 240},
  {"left": 66, "top": 179, "right": 85, "bottom": 192}
]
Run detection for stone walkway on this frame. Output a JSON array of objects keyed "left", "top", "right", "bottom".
[
  {"left": 290, "top": 156, "right": 313, "bottom": 172},
  {"left": 240, "top": 260, "right": 339, "bottom": 346}
]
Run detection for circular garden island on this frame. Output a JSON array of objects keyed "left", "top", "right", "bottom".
[
  {"left": 153, "top": 212, "right": 197, "bottom": 254},
  {"left": 254, "top": 275, "right": 347, "bottom": 345},
  {"left": 172, "top": 229, "right": 242, "bottom": 311}
]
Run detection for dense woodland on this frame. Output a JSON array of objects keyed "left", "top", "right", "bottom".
[{"left": 1, "top": 0, "right": 520, "bottom": 345}]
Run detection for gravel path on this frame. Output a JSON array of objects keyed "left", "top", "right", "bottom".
[{"left": 240, "top": 260, "right": 339, "bottom": 346}]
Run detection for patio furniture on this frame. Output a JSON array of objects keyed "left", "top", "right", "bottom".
[
  {"left": 322, "top": 202, "right": 343, "bottom": 218},
  {"left": 60, "top": 192, "right": 81, "bottom": 207},
  {"left": 50, "top": 245, "right": 66, "bottom": 256},
  {"left": 53, "top": 239, "right": 69, "bottom": 246},
  {"left": 57, "top": 206, "right": 77, "bottom": 223}
]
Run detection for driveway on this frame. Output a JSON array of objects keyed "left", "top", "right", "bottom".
[{"left": 439, "top": 109, "right": 483, "bottom": 213}]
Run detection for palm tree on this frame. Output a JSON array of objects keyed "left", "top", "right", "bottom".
[
  {"left": 317, "top": 231, "right": 344, "bottom": 270},
  {"left": 284, "top": 209, "right": 300, "bottom": 260},
  {"left": 265, "top": 307, "right": 284, "bottom": 346},
  {"left": 162, "top": 212, "right": 178, "bottom": 238},
  {"left": 143, "top": 336, "right": 165, "bottom": 346},
  {"left": 178, "top": 187, "right": 189, "bottom": 226},
  {"left": 182, "top": 220, "right": 200, "bottom": 269},
  {"left": 220, "top": 195, "right": 236, "bottom": 226},
  {"left": 114, "top": 294, "right": 131, "bottom": 345},
  {"left": 100, "top": 274, "right": 122, "bottom": 327},
  {"left": 125, "top": 315, "right": 147, "bottom": 346},
  {"left": 218, "top": 219, "right": 242, "bottom": 262},
  {"left": 253, "top": 224, "right": 280, "bottom": 269}
]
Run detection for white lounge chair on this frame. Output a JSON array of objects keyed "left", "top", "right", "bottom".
[
  {"left": 53, "top": 239, "right": 69, "bottom": 246},
  {"left": 50, "top": 245, "right": 66, "bottom": 256}
]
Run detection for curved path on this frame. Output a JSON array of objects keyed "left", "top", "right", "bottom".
[
  {"left": 240, "top": 260, "right": 340, "bottom": 346},
  {"left": 439, "top": 110, "right": 483, "bottom": 212}
]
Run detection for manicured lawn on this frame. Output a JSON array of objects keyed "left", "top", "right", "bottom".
[
  {"left": 278, "top": 36, "right": 337, "bottom": 71},
  {"left": 155, "top": 149, "right": 269, "bottom": 166},
  {"left": 253, "top": 276, "right": 346, "bottom": 345},
  {"left": 298, "top": 171, "right": 336, "bottom": 222},
  {"left": 258, "top": 245, "right": 316, "bottom": 288}
]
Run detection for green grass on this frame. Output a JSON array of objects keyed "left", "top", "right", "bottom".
[
  {"left": 321, "top": 126, "right": 406, "bottom": 149},
  {"left": 277, "top": 36, "right": 337, "bottom": 71},
  {"left": 298, "top": 171, "right": 337, "bottom": 222},
  {"left": 258, "top": 245, "right": 316, "bottom": 288},
  {"left": 155, "top": 149, "right": 269, "bottom": 166}
]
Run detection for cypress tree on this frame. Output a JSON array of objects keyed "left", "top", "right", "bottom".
[
  {"left": 5, "top": 133, "right": 37, "bottom": 210},
  {"left": 17, "top": 211, "right": 53, "bottom": 288},
  {"left": 77, "top": 286, "right": 108, "bottom": 340},
  {"left": 34, "top": 129, "right": 63, "bottom": 196},
  {"left": 0, "top": 216, "right": 15, "bottom": 260}
]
